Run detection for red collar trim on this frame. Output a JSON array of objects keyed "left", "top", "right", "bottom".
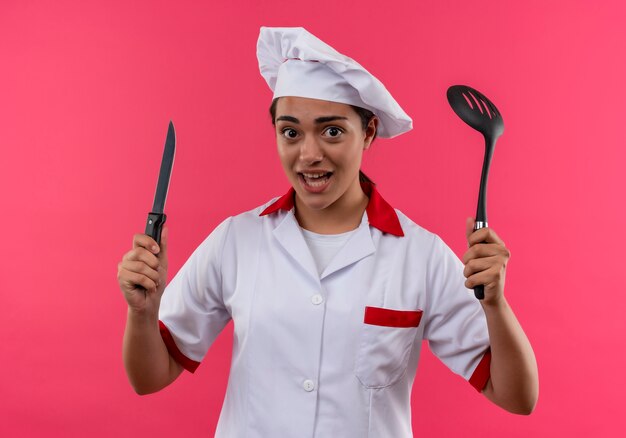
[{"left": 259, "top": 181, "right": 404, "bottom": 237}]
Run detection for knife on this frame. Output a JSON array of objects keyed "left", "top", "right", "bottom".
[{"left": 145, "top": 121, "right": 176, "bottom": 248}]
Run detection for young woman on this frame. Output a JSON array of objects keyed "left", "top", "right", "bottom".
[{"left": 117, "top": 27, "right": 538, "bottom": 437}]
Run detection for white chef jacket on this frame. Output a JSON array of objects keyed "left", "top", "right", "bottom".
[{"left": 158, "top": 182, "right": 491, "bottom": 438}]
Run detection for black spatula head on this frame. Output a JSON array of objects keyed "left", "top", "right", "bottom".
[{"left": 447, "top": 85, "right": 504, "bottom": 139}]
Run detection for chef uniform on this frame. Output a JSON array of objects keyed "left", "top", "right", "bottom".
[{"left": 158, "top": 27, "right": 491, "bottom": 438}]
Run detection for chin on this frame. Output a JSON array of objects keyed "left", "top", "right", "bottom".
[
  {"left": 293, "top": 188, "right": 335, "bottom": 211},
  {"left": 299, "top": 193, "right": 333, "bottom": 210}
]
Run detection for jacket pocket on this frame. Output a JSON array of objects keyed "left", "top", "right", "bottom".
[{"left": 354, "top": 306, "right": 423, "bottom": 388}]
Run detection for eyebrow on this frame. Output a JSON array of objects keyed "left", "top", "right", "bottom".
[{"left": 275, "top": 115, "right": 349, "bottom": 124}]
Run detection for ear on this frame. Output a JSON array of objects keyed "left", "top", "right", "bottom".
[{"left": 363, "top": 116, "right": 379, "bottom": 150}]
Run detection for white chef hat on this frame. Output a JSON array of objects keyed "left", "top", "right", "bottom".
[{"left": 257, "top": 26, "right": 413, "bottom": 139}]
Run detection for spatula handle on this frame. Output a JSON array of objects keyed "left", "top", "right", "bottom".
[
  {"left": 473, "top": 220, "right": 487, "bottom": 300},
  {"left": 474, "top": 285, "right": 484, "bottom": 300},
  {"left": 473, "top": 135, "right": 496, "bottom": 301}
]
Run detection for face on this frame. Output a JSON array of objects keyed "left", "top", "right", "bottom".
[{"left": 274, "top": 96, "right": 377, "bottom": 212}]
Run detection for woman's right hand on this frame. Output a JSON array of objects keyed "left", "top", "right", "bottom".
[{"left": 117, "top": 226, "right": 169, "bottom": 315}]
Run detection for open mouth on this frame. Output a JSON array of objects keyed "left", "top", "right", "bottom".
[{"left": 299, "top": 172, "right": 333, "bottom": 188}]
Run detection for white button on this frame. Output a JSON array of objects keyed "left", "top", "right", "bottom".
[
  {"left": 303, "top": 379, "right": 316, "bottom": 391},
  {"left": 311, "top": 294, "right": 324, "bottom": 305}
]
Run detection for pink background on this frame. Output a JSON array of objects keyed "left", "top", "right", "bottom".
[{"left": 1, "top": 0, "right": 624, "bottom": 436}]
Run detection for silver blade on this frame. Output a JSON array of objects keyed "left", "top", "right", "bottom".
[{"left": 151, "top": 121, "right": 176, "bottom": 213}]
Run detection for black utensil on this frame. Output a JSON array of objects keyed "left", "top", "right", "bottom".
[
  {"left": 145, "top": 121, "right": 176, "bottom": 248},
  {"left": 447, "top": 85, "right": 504, "bottom": 300}
]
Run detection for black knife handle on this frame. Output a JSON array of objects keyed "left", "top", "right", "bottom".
[{"left": 145, "top": 212, "right": 167, "bottom": 248}]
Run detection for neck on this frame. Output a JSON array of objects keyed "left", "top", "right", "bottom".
[{"left": 295, "top": 178, "right": 368, "bottom": 234}]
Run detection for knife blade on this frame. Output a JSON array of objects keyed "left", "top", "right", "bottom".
[{"left": 145, "top": 121, "right": 176, "bottom": 248}]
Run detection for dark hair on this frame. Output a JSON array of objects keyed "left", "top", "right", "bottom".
[{"left": 269, "top": 97, "right": 376, "bottom": 185}]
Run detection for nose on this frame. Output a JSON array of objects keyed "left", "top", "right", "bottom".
[{"left": 299, "top": 136, "right": 324, "bottom": 164}]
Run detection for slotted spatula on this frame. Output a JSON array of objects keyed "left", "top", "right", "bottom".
[{"left": 447, "top": 85, "right": 505, "bottom": 300}]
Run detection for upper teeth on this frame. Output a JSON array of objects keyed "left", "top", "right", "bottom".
[{"left": 303, "top": 173, "right": 328, "bottom": 178}]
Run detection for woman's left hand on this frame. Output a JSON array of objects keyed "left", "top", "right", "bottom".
[{"left": 462, "top": 217, "right": 511, "bottom": 304}]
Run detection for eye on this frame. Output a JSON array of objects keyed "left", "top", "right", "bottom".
[
  {"left": 280, "top": 128, "right": 299, "bottom": 139},
  {"left": 323, "top": 126, "right": 343, "bottom": 138}
]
